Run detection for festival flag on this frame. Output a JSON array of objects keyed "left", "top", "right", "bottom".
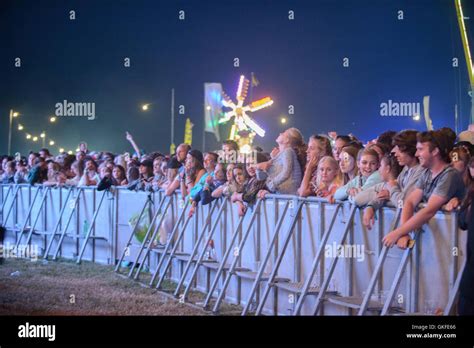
[
  {"left": 204, "top": 83, "right": 222, "bottom": 141},
  {"left": 251, "top": 72, "right": 259, "bottom": 87},
  {"left": 184, "top": 118, "right": 193, "bottom": 145}
]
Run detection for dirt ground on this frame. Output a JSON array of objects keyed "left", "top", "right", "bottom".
[{"left": 0, "top": 258, "right": 240, "bottom": 315}]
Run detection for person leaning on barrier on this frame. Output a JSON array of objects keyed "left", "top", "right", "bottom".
[
  {"left": 42, "top": 161, "right": 67, "bottom": 186},
  {"left": 78, "top": 158, "right": 100, "bottom": 187},
  {"left": 0, "top": 156, "right": 12, "bottom": 176},
  {"left": 65, "top": 161, "right": 84, "bottom": 186},
  {"left": 27, "top": 156, "right": 48, "bottom": 185},
  {"left": 2, "top": 160, "right": 16, "bottom": 184},
  {"left": 187, "top": 151, "right": 217, "bottom": 216},
  {"left": 338, "top": 146, "right": 359, "bottom": 184},
  {"left": 231, "top": 153, "right": 268, "bottom": 216},
  {"left": 180, "top": 149, "right": 205, "bottom": 198},
  {"left": 333, "top": 148, "right": 382, "bottom": 201},
  {"left": 226, "top": 164, "right": 249, "bottom": 216},
  {"left": 383, "top": 128, "right": 466, "bottom": 249},
  {"left": 127, "top": 159, "right": 154, "bottom": 191},
  {"left": 164, "top": 143, "right": 191, "bottom": 196},
  {"left": 211, "top": 163, "right": 236, "bottom": 199},
  {"left": 361, "top": 130, "right": 425, "bottom": 228},
  {"left": 356, "top": 153, "right": 403, "bottom": 229},
  {"left": 151, "top": 156, "right": 166, "bottom": 189},
  {"left": 159, "top": 156, "right": 180, "bottom": 191},
  {"left": 189, "top": 152, "right": 218, "bottom": 198},
  {"left": 458, "top": 158, "right": 474, "bottom": 315},
  {"left": 298, "top": 135, "right": 332, "bottom": 197},
  {"left": 27, "top": 152, "right": 39, "bottom": 170},
  {"left": 14, "top": 159, "right": 28, "bottom": 184},
  {"left": 97, "top": 167, "right": 116, "bottom": 191},
  {"left": 197, "top": 163, "right": 226, "bottom": 205}
]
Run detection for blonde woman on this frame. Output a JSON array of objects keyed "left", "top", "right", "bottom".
[{"left": 312, "top": 156, "right": 343, "bottom": 202}]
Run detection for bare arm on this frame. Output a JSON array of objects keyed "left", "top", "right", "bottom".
[
  {"left": 298, "top": 159, "right": 317, "bottom": 197},
  {"left": 400, "top": 188, "right": 423, "bottom": 225},
  {"left": 211, "top": 185, "right": 225, "bottom": 198},
  {"left": 165, "top": 177, "right": 180, "bottom": 196},
  {"left": 383, "top": 190, "right": 446, "bottom": 247},
  {"left": 126, "top": 132, "right": 141, "bottom": 157}
]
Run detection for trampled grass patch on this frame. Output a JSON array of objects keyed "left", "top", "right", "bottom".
[{"left": 0, "top": 258, "right": 240, "bottom": 315}]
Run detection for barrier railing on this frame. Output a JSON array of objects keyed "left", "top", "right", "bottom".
[{"left": 0, "top": 184, "right": 466, "bottom": 316}]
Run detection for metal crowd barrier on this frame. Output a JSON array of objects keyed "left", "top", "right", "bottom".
[{"left": 0, "top": 184, "right": 466, "bottom": 316}]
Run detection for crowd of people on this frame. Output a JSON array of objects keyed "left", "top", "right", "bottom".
[{"left": 1, "top": 126, "right": 474, "bottom": 314}]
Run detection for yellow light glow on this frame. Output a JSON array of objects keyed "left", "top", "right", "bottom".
[
  {"left": 50, "top": 116, "right": 56, "bottom": 123},
  {"left": 40, "top": 132, "right": 45, "bottom": 138},
  {"left": 68, "top": 151, "right": 73, "bottom": 155},
  {"left": 413, "top": 113, "right": 421, "bottom": 121},
  {"left": 12, "top": 112, "right": 19, "bottom": 117},
  {"left": 26, "top": 134, "right": 31, "bottom": 139},
  {"left": 249, "top": 97, "right": 274, "bottom": 112},
  {"left": 18, "top": 124, "right": 24, "bottom": 130},
  {"left": 456, "top": 0, "right": 473, "bottom": 85},
  {"left": 76, "top": 148, "right": 80, "bottom": 152},
  {"left": 32, "top": 136, "right": 38, "bottom": 142},
  {"left": 142, "top": 104, "right": 149, "bottom": 111},
  {"left": 280, "top": 117, "right": 287, "bottom": 124},
  {"left": 59, "top": 148, "right": 64, "bottom": 153},
  {"left": 49, "top": 140, "right": 55, "bottom": 146}
]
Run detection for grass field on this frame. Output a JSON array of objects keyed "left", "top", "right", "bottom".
[{"left": 0, "top": 258, "right": 241, "bottom": 315}]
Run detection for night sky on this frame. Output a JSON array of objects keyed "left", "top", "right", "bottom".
[{"left": 1, "top": 0, "right": 473, "bottom": 156}]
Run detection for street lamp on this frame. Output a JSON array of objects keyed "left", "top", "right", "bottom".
[
  {"left": 40, "top": 131, "right": 46, "bottom": 148},
  {"left": 141, "top": 104, "right": 150, "bottom": 111},
  {"left": 280, "top": 117, "right": 287, "bottom": 124},
  {"left": 18, "top": 124, "right": 23, "bottom": 131},
  {"left": 8, "top": 109, "right": 20, "bottom": 155},
  {"left": 32, "top": 136, "right": 38, "bottom": 142},
  {"left": 49, "top": 140, "right": 55, "bottom": 146},
  {"left": 50, "top": 116, "right": 56, "bottom": 123},
  {"left": 26, "top": 134, "right": 31, "bottom": 140}
]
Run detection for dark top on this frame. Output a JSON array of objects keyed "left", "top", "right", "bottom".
[{"left": 459, "top": 202, "right": 474, "bottom": 301}]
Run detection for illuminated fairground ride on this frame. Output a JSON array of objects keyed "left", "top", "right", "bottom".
[{"left": 219, "top": 75, "right": 273, "bottom": 153}]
